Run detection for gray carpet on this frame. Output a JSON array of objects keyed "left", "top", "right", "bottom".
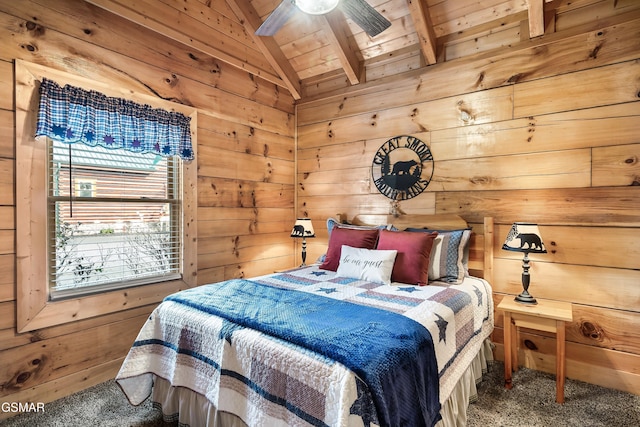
[
  {"left": 467, "top": 363, "right": 640, "bottom": 427},
  {"left": 2, "top": 362, "right": 638, "bottom": 426}
]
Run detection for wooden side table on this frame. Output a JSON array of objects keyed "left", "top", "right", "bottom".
[{"left": 498, "top": 297, "right": 573, "bottom": 403}]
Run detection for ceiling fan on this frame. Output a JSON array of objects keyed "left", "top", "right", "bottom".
[{"left": 256, "top": 0, "right": 391, "bottom": 38}]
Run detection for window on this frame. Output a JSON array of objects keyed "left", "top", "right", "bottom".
[
  {"left": 48, "top": 140, "right": 181, "bottom": 299},
  {"left": 15, "top": 60, "right": 197, "bottom": 332}
]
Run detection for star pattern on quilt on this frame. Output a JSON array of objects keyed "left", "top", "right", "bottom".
[
  {"left": 473, "top": 285, "right": 483, "bottom": 306},
  {"left": 434, "top": 313, "right": 448, "bottom": 343},
  {"left": 349, "top": 377, "right": 379, "bottom": 427},
  {"left": 317, "top": 287, "right": 338, "bottom": 294},
  {"left": 397, "top": 286, "right": 420, "bottom": 293},
  {"left": 310, "top": 271, "right": 327, "bottom": 276}
]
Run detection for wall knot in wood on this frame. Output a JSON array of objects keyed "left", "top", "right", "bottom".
[{"left": 580, "top": 320, "right": 605, "bottom": 342}]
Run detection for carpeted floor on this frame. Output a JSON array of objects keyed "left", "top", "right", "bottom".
[
  {"left": 2, "top": 362, "right": 638, "bottom": 426},
  {"left": 466, "top": 363, "right": 640, "bottom": 427}
]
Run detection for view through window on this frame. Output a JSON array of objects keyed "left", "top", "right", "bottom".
[{"left": 48, "top": 139, "right": 181, "bottom": 299}]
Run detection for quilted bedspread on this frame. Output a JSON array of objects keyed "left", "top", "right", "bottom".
[{"left": 116, "top": 265, "right": 493, "bottom": 427}]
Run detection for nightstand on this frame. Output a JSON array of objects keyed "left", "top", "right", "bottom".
[{"left": 498, "top": 297, "right": 573, "bottom": 403}]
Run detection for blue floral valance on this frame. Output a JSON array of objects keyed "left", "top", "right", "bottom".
[{"left": 35, "top": 78, "right": 194, "bottom": 161}]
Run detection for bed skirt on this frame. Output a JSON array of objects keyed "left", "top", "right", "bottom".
[
  {"left": 435, "top": 339, "right": 493, "bottom": 427},
  {"left": 150, "top": 338, "right": 494, "bottom": 427}
]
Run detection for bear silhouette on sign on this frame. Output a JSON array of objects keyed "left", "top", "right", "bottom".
[{"left": 391, "top": 159, "right": 418, "bottom": 175}]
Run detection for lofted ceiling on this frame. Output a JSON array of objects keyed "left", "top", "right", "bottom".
[
  {"left": 85, "top": 0, "right": 634, "bottom": 101},
  {"left": 227, "top": 0, "right": 552, "bottom": 99}
]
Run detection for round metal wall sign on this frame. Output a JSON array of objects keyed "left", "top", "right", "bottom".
[{"left": 371, "top": 135, "right": 434, "bottom": 200}]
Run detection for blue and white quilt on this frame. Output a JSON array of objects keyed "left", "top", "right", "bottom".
[{"left": 116, "top": 265, "right": 493, "bottom": 427}]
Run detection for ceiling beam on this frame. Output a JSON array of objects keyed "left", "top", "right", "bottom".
[
  {"left": 225, "top": 0, "right": 302, "bottom": 100},
  {"left": 406, "top": 0, "right": 437, "bottom": 65},
  {"left": 527, "top": 0, "right": 546, "bottom": 38},
  {"left": 323, "top": 10, "right": 362, "bottom": 85}
]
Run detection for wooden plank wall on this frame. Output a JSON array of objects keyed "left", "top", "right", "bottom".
[
  {"left": 296, "top": 9, "right": 640, "bottom": 394},
  {"left": 0, "top": 0, "right": 294, "bottom": 416}
]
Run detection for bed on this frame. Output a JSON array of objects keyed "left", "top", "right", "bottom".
[{"left": 116, "top": 214, "right": 495, "bottom": 427}]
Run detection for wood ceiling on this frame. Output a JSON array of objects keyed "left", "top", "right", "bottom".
[{"left": 85, "top": 0, "right": 635, "bottom": 101}]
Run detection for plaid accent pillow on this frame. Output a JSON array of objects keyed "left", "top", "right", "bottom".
[{"left": 406, "top": 228, "right": 471, "bottom": 284}]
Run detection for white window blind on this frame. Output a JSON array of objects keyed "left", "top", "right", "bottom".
[{"left": 48, "top": 139, "right": 182, "bottom": 299}]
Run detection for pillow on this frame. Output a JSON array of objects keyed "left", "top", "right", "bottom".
[
  {"left": 336, "top": 245, "right": 398, "bottom": 285},
  {"left": 326, "top": 217, "right": 394, "bottom": 236},
  {"left": 406, "top": 228, "right": 471, "bottom": 284},
  {"left": 319, "top": 227, "right": 380, "bottom": 271},
  {"left": 318, "top": 218, "right": 393, "bottom": 263},
  {"left": 376, "top": 229, "right": 438, "bottom": 285}
]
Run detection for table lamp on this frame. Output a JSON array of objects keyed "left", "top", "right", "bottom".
[
  {"left": 502, "top": 222, "right": 547, "bottom": 305},
  {"left": 290, "top": 218, "right": 315, "bottom": 266}
]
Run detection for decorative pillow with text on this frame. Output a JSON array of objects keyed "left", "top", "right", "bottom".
[{"left": 336, "top": 245, "right": 398, "bottom": 285}]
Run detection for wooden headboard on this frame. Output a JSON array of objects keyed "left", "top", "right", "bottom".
[{"left": 350, "top": 214, "right": 494, "bottom": 284}]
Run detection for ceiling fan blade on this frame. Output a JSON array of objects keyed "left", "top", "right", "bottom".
[
  {"left": 256, "top": 0, "right": 297, "bottom": 36},
  {"left": 340, "top": 0, "right": 391, "bottom": 37}
]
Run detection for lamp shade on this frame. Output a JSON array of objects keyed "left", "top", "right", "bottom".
[
  {"left": 290, "top": 218, "right": 315, "bottom": 238},
  {"left": 502, "top": 223, "right": 546, "bottom": 253},
  {"left": 295, "top": 0, "right": 340, "bottom": 15}
]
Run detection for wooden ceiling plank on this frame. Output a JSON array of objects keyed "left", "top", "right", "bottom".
[
  {"left": 528, "top": 0, "right": 546, "bottom": 37},
  {"left": 85, "top": 0, "right": 286, "bottom": 88},
  {"left": 438, "top": 10, "right": 529, "bottom": 46},
  {"left": 430, "top": 0, "right": 528, "bottom": 38},
  {"left": 225, "top": 0, "right": 302, "bottom": 100},
  {"left": 323, "top": 11, "right": 362, "bottom": 85},
  {"left": 406, "top": 0, "right": 438, "bottom": 65}
]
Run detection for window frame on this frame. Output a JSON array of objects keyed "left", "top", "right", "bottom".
[{"left": 15, "top": 60, "right": 198, "bottom": 333}]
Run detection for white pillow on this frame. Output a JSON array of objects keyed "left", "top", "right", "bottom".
[{"left": 336, "top": 245, "right": 398, "bottom": 285}]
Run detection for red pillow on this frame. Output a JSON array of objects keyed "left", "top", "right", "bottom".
[
  {"left": 319, "top": 227, "right": 379, "bottom": 271},
  {"left": 376, "top": 229, "right": 438, "bottom": 285}
]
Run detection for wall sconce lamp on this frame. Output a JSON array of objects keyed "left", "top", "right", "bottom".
[
  {"left": 502, "top": 222, "right": 547, "bottom": 305},
  {"left": 290, "top": 218, "right": 315, "bottom": 266}
]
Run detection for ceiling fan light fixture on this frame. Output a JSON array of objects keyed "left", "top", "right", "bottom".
[{"left": 295, "top": 0, "right": 340, "bottom": 15}]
